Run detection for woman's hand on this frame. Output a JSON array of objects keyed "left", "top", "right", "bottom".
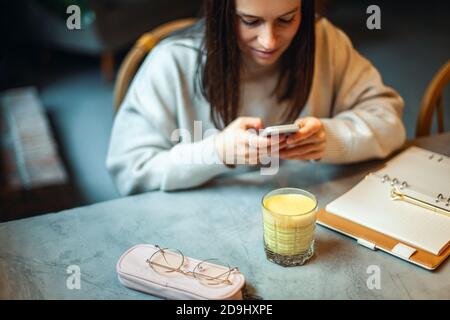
[
  {"left": 214, "top": 117, "right": 286, "bottom": 166},
  {"left": 279, "top": 117, "right": 326, "bottom": 161}
]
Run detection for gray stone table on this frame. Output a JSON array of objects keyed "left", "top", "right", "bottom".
[{"left": 1, "top": 133, "right": 449, "bottom": 299}]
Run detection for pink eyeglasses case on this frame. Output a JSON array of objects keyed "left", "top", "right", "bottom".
[{"left": 116, "top": 244, "right": 245, "bottom": 300}]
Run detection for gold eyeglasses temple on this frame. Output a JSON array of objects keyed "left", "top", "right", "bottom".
[{"left": 146, "top": 257, "right": 237, "bottom": 285}]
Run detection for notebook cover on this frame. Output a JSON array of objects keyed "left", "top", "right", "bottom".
[{"left": 317, "top": 209, "right": 450, "bottom": 270}]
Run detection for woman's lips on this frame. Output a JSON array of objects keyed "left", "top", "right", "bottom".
[{"left": 251, "top": 48, "right": 279, "bottom": 59}]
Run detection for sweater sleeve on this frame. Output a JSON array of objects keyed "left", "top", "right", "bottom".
[
  {"left": 106, "top": 43, "right": 231, "bottom": 195},
  {"left": 319, "top": 23, "right": 407, "bottom": 164}
]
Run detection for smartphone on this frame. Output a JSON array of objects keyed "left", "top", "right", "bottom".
[{"left": 260, "top": 124, "right": 299, "bottom": 137}]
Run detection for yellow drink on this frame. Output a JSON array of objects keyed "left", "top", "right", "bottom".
[{"left": 262, "top": 189, "right": 317, "bottom": 266}]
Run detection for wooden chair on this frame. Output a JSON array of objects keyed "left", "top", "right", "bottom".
[
  {"left": 415, "top": 60, "right": 450, "bottom": 137},
  {"left": 113, "top": 18, "right": 198, "bottom": 112}
]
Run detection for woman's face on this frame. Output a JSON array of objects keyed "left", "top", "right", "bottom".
[{"left": 235, "top": 0, "right": 302, "bottom": 68}]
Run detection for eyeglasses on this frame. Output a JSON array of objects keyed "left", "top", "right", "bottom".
[{"left": 145, "top": 245, "right": 239, "bottom": 287}]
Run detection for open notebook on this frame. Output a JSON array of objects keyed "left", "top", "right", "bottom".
[{"left": 319, "top": 146, "right": 450, "bottom": 270}]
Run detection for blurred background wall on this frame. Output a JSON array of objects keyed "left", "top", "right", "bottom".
[{"left": 1, "top": 0, "right": 449, "bottom": 218}]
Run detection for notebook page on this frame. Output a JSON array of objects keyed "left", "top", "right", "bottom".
[
  {"left": 375, "top": 147, "right": 450, "bottom": 200},
  {"left": 325, "top": 174, "right": 450, "bottom": 255}
]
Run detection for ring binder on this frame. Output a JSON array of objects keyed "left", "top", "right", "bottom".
[
  {"left": 379, "top": 174, "right": 409, "bottom": 190},
  {"left": 429, "top": 153, "right": 446, "bottom": 163},
  {"left": 372, "top": 171, "right": 450, "bottom": 213},
  {"left": 322, "top": 146, "right": 450, "bottom": 270},
  {"left": 391, "top": 178, "right": 399, "bottom": 186}
]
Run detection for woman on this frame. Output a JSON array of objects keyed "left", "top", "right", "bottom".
[{"left": 106, "top": 0, "right": 406, "bottom": 195}]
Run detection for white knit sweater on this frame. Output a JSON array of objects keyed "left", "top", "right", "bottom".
[{"left": 106, "top": 18, "right": 406, "bottom": 195}]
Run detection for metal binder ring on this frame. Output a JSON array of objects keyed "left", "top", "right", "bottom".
[
  {"left": 382, "top": 175, "right": 390, "bottom": 183},
  {"left": 391, "top": 178, "right": 399, "bottom": 186},
  {"left": 429, "top": 154, "right": 434, "bottom": 160},
  {"left": 400, "top": 181, "right": 408, "bottom": 189},
  {"left": 446, "top": 198, "right": 450, "bottom": 207},
  {"left": 436, "top": 194, "right": 444, "bottom": 203}
]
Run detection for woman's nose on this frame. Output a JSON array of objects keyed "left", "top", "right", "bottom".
[{"left": 258, "top": 25, "right": 277, "bottom": 50}]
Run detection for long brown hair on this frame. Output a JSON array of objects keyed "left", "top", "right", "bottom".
[{"left": 197, "top": 0, "right": 316, "bottom": 129}]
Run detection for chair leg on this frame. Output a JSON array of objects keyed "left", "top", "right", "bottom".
[{"left": 101, "top": 52, "right": 115, "bottom": 82}]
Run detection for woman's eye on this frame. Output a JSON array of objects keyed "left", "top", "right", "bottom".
[
  {"left": 278, "top": 17, "right": 295, "bottom": 25},
  {"left": 241, "top": 19, "right": 260, "bottom": 27}
]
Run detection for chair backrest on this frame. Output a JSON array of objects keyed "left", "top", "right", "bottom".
[
  {"left": 113, "top": 18, "right": 198, "bottom": 112},
  {"left": 415, "top": 60, "right": 450, "bottom": 138}
]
